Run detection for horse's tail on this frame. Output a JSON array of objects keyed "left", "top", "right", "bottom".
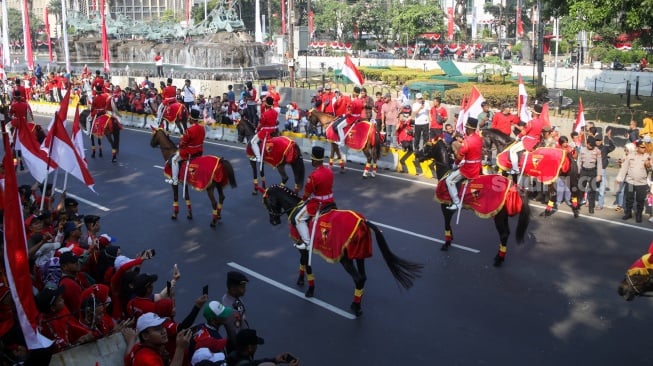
[
  {"left": 515, "top": 189, "right": 531, "bottom": 243},
  {"left": 373, "top": 129, "right": 382, "bottom": 160},
  {"left": 292, "top": 144, "right": 306, "bottom": 189},
  {"left": 221, "top": 158, "right": 238, "bottom": 188},
  {"left": 366, "top": 220, "right": 422, "bottom": 289},
  {"left": 80, "top": 109, "right": 90, "bottom": 131}
]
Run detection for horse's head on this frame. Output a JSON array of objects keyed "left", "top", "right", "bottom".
[
  {"left": 618, "top": 272, "right": 653, "bottom": 301},
  {"left": 416, "top": 139, "right": 451, "bottom": 164},
  {"left": 262, "top": 185, "right": 300, "bottom": 226},
  {"left": 149, "top": 126, "right": 163, "bottom": 148}
]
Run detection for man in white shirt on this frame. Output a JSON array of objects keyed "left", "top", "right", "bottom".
[
  {"left": 411, "top": 93, "right": 431, "bottom": 151},
  {"left": 182, "top": 79, "right": 196, "bottom": 110}
]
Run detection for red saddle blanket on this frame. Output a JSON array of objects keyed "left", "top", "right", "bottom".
[
  {"left": 325, "top": 120, "right": 376, "bottom": 151},
  {"left": 435, "top": 174, "right": 512, "bottom": 218},
  {"left": 245, "top": 136, "right": 298, "bottom": 166},
  {"left": 162, "top": 102, "right": 186, "bottom": 123},
  {"left": 91, "top": 114, "right": 122, "bottom": 137},
  {"left": 163, "top": 155, "right": 225, "bottom": 191},
  {"left": 289, "top": 209, "right": 373, "bottom": 262},
  {"left": 496, "top": 147, "right": 568, "bottom": 184}
]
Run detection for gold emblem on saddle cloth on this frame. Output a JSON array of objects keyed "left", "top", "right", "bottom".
[
  {"left": 469, "top": 182, "right": 484, "bottom": 201},
  {"left": 188, "top": 163, "right": 198, "bottom": 178},
  {"left": 319, "top": 220, "right": 332, "bottom": 244},
  {"left": 265, "top": 141, "right": 273, "bottom": 154},
  {"left": 531, "top": 154, "right": 544, "bottom": 169}
]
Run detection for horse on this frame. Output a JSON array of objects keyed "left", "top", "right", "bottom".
[
  {"left": 150, "top": 127, "right": 237, "bottom": 227},
  {"left": 421, "top": 139, "right": 531, "bottom": 266},
  {"left": 160, "top": 101, "right": 189, "bottom": 134},
  {"left": 261, "top": 184, "right": 422, "bottom": 316},
  {"left": 244, "top": 135, "right": 305, "bottom": 195},
  {"left": 618, "top": 242, "right": 653, "bottom": 301},
  {"left": 306, "top": 110, "right": 381, "bottom": 177},
  {"left": 80, "top": 109, "right": 122, "bottom": 162},
  {"left": 481, "top": 128, "right": 514, "bottom": 170}
]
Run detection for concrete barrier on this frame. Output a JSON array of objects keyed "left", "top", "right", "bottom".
[{"left": 49, "top": 333, "right": 127, "bottom": 366}]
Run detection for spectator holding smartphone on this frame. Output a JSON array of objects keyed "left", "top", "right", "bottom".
[{"left": 226, "top": 329, "right": 300, "bottom": 366}]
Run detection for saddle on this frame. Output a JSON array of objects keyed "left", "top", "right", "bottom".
[{"left": 289, "top": 202, "right": 338, "bottom": 225}]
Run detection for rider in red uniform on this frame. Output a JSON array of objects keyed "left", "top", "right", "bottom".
[
  {"left": 250, "top": 97, "right": 278, "bottom": 162},
  {"left": 167, "top": 106, "right": 206, "bottom": 185},
  {"left": 508, "top": 104, "right": 545, "bottom": 174},
  {"left": 293, "top": 146, "right": 335, "bottom": 250},
  {"left": 336, "top": 88, "right": 363, "bottom": 146},
  {"left": 91, "top": 70, "right": 105, "bottom": 98},
  {"left": 445, "top": 117, "right": 483, "bottom": 210},
  {"left": 320, "top": 85, "right": 335, "bottom": 115},
  {"left": 155, "top": 78, "right": 179, "bottom": 124}
]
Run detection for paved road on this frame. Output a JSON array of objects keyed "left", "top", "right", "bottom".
[{"left": 24, "top": 117, "right": 653, "bottom": 365}]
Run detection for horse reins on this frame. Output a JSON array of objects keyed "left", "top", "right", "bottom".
[{"left": 625, "top": 273, "right": 653, "bottom": 297}]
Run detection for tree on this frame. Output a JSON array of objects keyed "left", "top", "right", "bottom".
[
  {"left": 48, "top": 0, "right": 62, "bottom": 29},
  {"left": 391, "top": 1, "right": 445, "bottom": 42},
  {"left": 4, "top": 8, "right": 44, "bottom": 45}
]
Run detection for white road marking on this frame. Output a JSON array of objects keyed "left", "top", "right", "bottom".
[
  {"left": 54, "top": 189, "right": 111, "bottom": 212},
  {"left": 369, "top": 220, "right": 480, "bottom": 253},
  {"left": 226, "top": 262, "right": 357, "bottom": 320}
]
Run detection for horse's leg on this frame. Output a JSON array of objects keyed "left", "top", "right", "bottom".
[
  {"left": 371, "top": 144, "right": 378, "bottom": 178},
  {"left": 278, "top": 164, "right": 290, "bottom": 187},
  {"left": 362, "top": 149, "right": 372, "bottom": 179},
  {"left": 542, "top": 183, "right": 556, "bottom": 217},
  {"left": 249, "top": 159, "right": 259, "bottom": 195},
  {"left": 330, "top": 143, "right": 345, "bottom": 173},
  {"left": 106, "top": 129, "right": 119, "bottom": 163},
  {"left": 171, "top": 183, "right": 179, "bottom": 220},
  {"left": 184, "top": 184, "right": 193, "bottom": 220},
  {"left": 299, "top": 249, "right": 316, "bottom": 297},
  {"left": 493, "top": 208, "right": 510, "bottom": 267},
  {"left": 97, "top": 136, "right": 103, "bottom": 158},
  {"left": 340, "top": 255, "right": 365, "bottom": 317},
  {"left": 90, "top": 135, "right": 96, "bottom": 158},
  {"left": 440, "top": 204, "right": 454, "bottom": 250},
  {"left": 208, "top": 185, "right": 220, "bottom": 227}
]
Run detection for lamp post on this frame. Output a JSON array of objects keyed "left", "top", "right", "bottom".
[
  {"left": 320, "top": 62, "right": 325, "bottom": 88},
  {"left": 404, "top": 33, "right": 408, "bottom": 68}
]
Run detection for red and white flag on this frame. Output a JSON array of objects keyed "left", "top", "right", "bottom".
[
  {"left": 574, "top": 97, "right": 586, "bottom": 133},
  {"left": 71, "top": 105, "right": 86, "bottom": 162},
  {"left": 1, "top": 124, "right": 53, "bottom": 350},
  {"left": 541, "top": 102, "right": 551, "bottom": 127},
  {"left": 100, "top": 0, "right": 110, "bottom": 73},
  {"left": 455, "top": 95, "right": 467, "bottom": 133},
  {"left": 43, "top": 91, "right": 95, "bottom": 192},
  {"left": 14, "top": 122, "right": 57, "bottom": 183},
  {"left": 517, "top": 74, "right": 531, "bottom": 122},
  {"left": 456, "top": 86, "right": 484, "bottom": 133},
  {"left": 342, "top": 54, "right": 365, "bottom": 86},
  {"left": 21, "top": 0, "right": 34, "bottom": 71}
]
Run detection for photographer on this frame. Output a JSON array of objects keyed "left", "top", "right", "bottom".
[{"left": 226, "top": 329, "right": 299, "bottom": 366}]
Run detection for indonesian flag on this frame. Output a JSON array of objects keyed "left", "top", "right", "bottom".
[
  {"left": 541, "top": 102, "right": 551, "bottom": 127},
  {"left": 517, "top": 74, "right": 531, "bottom": 122},
  {"left": 21, "top": 0, "right": 34, "bottom": 71},
  {"left": 1, "top": 123, "right": 54, "bottom": 350},
  {"left": 14, "top": 121, "right": 57, "bottom": 183},
  {"left": 447, "top": 7, "right": 454, "bottom": 40},
  {"left": 516, "top": 6, "right": 523, "bottom": 37},
  {"left": 456, "top": 86, "right": 484, "bottom": 133},
  {"left": 281, "top": 0, "right": 286, "bottom": 34},
  {"left": 308, "top": 10, "right": 314, "bottom": 38},
  {"left": 0, "top": 63, "right": 5, "bottom": 82},
  {"left": 71, "top": 105, "right": 86, "bottom": 162},
  {"left": 100, "top": 0, "right": 110, "bottom": 73},
  {"left": 341, "top": 54, "right": 364, "bottom": 86},
  {"left": 574, "top": 97, "right": 586, "bottom": 133},
  {"left": 43, "top": 90, "right": 96, "bottom": 192},
  {"left": 455, "top": 95, "right": 468, "bottom": 133}
]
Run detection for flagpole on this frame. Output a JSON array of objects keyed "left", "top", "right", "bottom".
[
  {"left": 1, "top": 0, "right": 10, "bottom": 67},
  {"left": 61, "top": 0, "right": 71, "bottom": 73},
  {"left": 50, "top": 167, "right": 59, "bottom": 200},
  {"left": 62, "top": 172, "right": 69, "bottom": 191}
]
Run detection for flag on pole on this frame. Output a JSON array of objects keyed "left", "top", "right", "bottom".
[
  {"left": 517, "top": 74, "right": 531, "bottom": 122},
  {"left": 456, "top": 86, "right": 485, "bottom": 133},
  {"left": 100, "top": 0, "right": 110, "bottom": 73},
  {"left": 14, "top": 122, "right": 57, "bottom": 183},
  {"left": 2, "top": 123, "right": 54, "bottom": 350},
  {"left": 574, "top": 97, "right": 586, "bottom": 133},
  {"left": 341, "top": 54, "right": 364, "bottom": 86},
  {"left": 447, "top": 7, "right": 454, "bottom": 41},
  {"left": 1, "top": 0, "right": 10, "bottom": 67},
  {"left": 20, "top": 0, "right": 34, "bottom": 71},
  {"left": 541, "top": 102, "right": 551, "bottom": 127},
  {"left": 44, "top": 7, "right": 53, "bottom": 62},
  {"left": 516, "top": 5, "right": 524, "bottom": 37},
  {"left": 455, "top": 95, "right": 468, "bottom": 134},
  {"left": 43, "top": 90, "right": 96, "bottom": 192},
  {"left": 71, "top": 106, "right": 86, "bottom": 162}
]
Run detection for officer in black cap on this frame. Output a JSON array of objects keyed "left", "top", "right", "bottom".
[{"left": 445, "top": 117, "right": 483, "bottom": 210}]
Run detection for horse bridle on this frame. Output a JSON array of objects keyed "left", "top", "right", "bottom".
[{"left": 625, "top": 273, "right": 653, "bottom": 297}]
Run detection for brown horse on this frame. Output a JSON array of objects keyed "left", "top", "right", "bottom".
[
  {"left": 306, "top": 110, "right": 381, "bottom": 178},
  {"left": 261, "top": 184, "right": 422, "bottom": 316},
  {"left": 160, "top": 101, "right": 189, "bottom": 134},
  {"left": 80, "top": 109, "right": 122, "bottom": 162},
  {"left": 150, "top": 127, "right": 237, "bottom": 227},
  {"left": 245, "top": 135, "right": 305, "bottom": 195}
]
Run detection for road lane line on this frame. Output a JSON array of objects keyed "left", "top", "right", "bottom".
[
  {"left": 226, "top": 262, "right": 357, "bottom": 320},
  {"left": 54, "top": 189, "right": 111, "bottom": 212},
  {"left": 369, "top": 221, "right": 481, "bottom": 253}
]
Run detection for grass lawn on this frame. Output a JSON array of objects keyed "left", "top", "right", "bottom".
[{"left": 544, "top": 89, "right": 652, "bottom": 125}]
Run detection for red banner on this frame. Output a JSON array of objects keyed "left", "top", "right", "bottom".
[
  {"left": 100, "top": 0, "right": 110, "bottom": 72},
  {"left": 496, "top": 147, "right": 569, "bottom": 185},
  {"left": 44, "top": 8, "right": 52, "bottom": 62},
  {"left": 22, "top": 0, "right": 34, "bottom": 70},
  {"left": 308, "top": 11, "right": 314, "bottom": 38},
  {"left": 435, "top": 174, "right": 512, "bottom": 218},
  {"left": 447, "top": 7, "right": 454, "bottom": 41},
  {"left": 281, "top": 0, "right": 286, "bottom": 35},
  {"left": 516, "top": 6, "right": 523, "bottom": 37}
]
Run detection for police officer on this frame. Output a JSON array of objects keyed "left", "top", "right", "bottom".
[
  {"left": 167, "top": 106, "right": 205, "bottom": 185},
  {"left": 292, "top": 146, "right": 335, "bottom": 249},
  {"left": 577, "top": 135, "right": 603, "bottom": 214}
]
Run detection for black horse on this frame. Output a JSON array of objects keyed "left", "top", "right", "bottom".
[
  {"left": 481, "top": 128, "right": 514, "bottom": 169},
  {"left": 421, "top": 140, "right": 531, "bottom": 266},
  {"left": 262, "top": 184, "right": 422, "bottom": 316},
  {"left": 80, "top": 109, "right": 121, "bottom": 161}
]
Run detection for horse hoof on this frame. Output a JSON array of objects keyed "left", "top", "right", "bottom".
[
  {"left": 187, "top": 215, "right": 193, "bottom": 220},
  {"left": 440, "top": 242, "right": 450, "bottom": 251},
  {"left": 252, "top": 190, "right": 258, "bottom": 196},
  {"left": 350, "top": 302, "right": 363, "bottom": 317},
  {"left": 210, "top": 221, "right": 216, "bottom": 228},
  {"left": 573, "top": 209, "right": 579, "bottom": 218},
  {"left": 111, "top": 158, "right": 117, "bottom": 163},
  {"left": 171, "top": 215, "right": 178, "bottom": 220},
  {"left": 296, "top": 277, "right": 305, "bottom": 286},
  {"left": 305, "top": 287, "right": 315, "bottom": 298},
  {"left": 493, "top": 255, "right": 505, "bottom": 267}
]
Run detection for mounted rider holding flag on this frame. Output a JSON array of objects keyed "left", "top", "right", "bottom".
[
  {"left": 250, "top": 96, "right": 278, "bottom": 162},
  {"left": 508, "top": 104, "right": 545, "bottom": 174},
  {"left": 166, "top": 106, "right": 205, "bottom": 185}
]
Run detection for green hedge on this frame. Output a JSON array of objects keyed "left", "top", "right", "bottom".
[
  {"left": 359, "top": 67, "right": 445, "bottom": 86},
  {"left": 443, "top": 82, "right": 537, "bottom": 108}
]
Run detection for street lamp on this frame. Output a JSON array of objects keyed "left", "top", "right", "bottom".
[
  {"left": 404, "top": 33, "right": 408, "bottom": 68},
  {"left": 320, "top": 62, "right": 325, "bottom": 88}
]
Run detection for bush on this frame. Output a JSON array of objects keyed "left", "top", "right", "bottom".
[{"left": 444, "top": 82, "right": 537, "bottom": 108}]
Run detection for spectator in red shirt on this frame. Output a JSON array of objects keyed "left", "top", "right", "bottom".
[
  {"left": 490, "top": 103, "right": 520, "bottom": 137},
  {"left": 58, "top": 252, "right": 93, "bottom": 314},
  {"left": 36, "top": 286, "right": 94, "bottom": 352},
  {"left": 124, "top": 312, "right": 192, "bottom": 366}
]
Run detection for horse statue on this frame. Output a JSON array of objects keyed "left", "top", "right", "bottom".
[
  {"left": 159, "top": 101, "right": 189, "bottom": 134},
  {"left": 261, "top": 184, "right": 422, "bottom": 316},
  {"left": 618, "top": 241, "right": 653, "bottom": 301},
  {"left": 244, "top": 136, "right": 305, "bottom": 195},
  {"left": 306, "top": 110, "right": 381, "bottom": 177},
  {"left": 421, "top": 139, "right": 531, "bottom": 266},
  {"left": 80, "top": 109, "right": 122, "bottom": 162},
  {"left": 150, "top": 127, "right": 237, "bottom": 227}
]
